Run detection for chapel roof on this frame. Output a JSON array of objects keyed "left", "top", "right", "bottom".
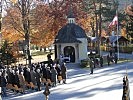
[{"left": 54, "top": 23, "right": 87, "bottom": 44}]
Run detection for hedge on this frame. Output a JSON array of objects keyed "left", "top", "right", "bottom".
[{"left": 101, "top": 46, "right": 133, "bottom": 53}]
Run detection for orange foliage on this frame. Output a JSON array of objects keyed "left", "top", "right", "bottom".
[
  {"left": 3, "top": 0, "right": 90, "bottom": 47},
  {"left": 30, "top": 0, "right": 88, "bottom": 47},
  {"left": 121, "top": 28, "right": 126, "bottom": 37}
]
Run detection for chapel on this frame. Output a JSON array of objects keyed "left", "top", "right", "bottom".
[{"left": 54, "top": 10, "right": 88, "bottom": 63}]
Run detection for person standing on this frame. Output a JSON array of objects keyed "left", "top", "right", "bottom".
[
  {"left": 90, "top": 59, "right": 94, "bottom": 74},
  {"left": 43, "top": 83, "right": 50, "bottom": 100},
  {"left": 55, "top": 64, "right": 62, "bottom": 84},
  {"left": 60, "top": 53, "right": 64, "bottom": 64},
  {"left": 26, "top": 68, "right": 32, "bottom": 85},
  {"left": 46, "top": 67, "right": 52, "bottom": 86},
  {"left": 42, "top": 64, "right": 47, "bottom": 86},
  {"left": 1, "top": 71, "right": 7, "bottom": 97},
  {"left": 14, "top": 71, "right": 21, "bottom": 88},
  {"left": 18, "top": 71, "right": 26, "bottom": 93},
  {"left": 30, "top": 67, "right": 36, "bottom": 88},
  {"left": 36, "top": 69, "right": 41, "bottom": 91},
  {"left": 107, "top": 54, "right": 110, "bottom": 66},
  {"left": 114, "top": 53, "right": 118, "bottom": 64},
  {"left": 61, "top": 63, "right": 67, "bottom": 84},
  {"left": 51, "top": 66, "right": 57, "bottom": 87},
  {"left": 100, "top": 56, "right": 103, "bottom": 67}
]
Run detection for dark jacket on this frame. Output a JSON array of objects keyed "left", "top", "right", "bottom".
[
  {"left": 55, "top": 66, "right": 61, "bottom": 76},
  {"left": 14, "top": 74, "right": 20, "bottom": 88},
  {"left": 36, "top": 72, "right": 41, "bottom": 84},
  {"left": 43, "top": 84, "right": 50, "bottom": 96},
  {"left": 0, "top": 76, "right": 1, "bottom": 87},
  {"left": 42, "top": 67, "right": 47, "bottom": 79},
  {"left": 26, "top": 71, "right": 31, "bottom": 83},
  {"left": 51, "top": 68, "right": 57, "bottom": 82},
  {"left": 61, "top": 64, "right": 67, "bottom": 79},
  {"left": 46, "top": 69, "right": 51, "bottom": 80},
  {"left": 1, "top": 76, "right": 7, "bottom": 87}
]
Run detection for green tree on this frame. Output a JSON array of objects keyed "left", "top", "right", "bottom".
[
  {"left": 83, "top": 0, "right": 126, "bottom": 54},
  {"left": 0, "top": 40, "right": 16, "bottom": 65}
]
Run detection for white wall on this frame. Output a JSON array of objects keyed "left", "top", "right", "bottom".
[
  {"left": 77, "top": 38, "right": 88, "bottom": 60},
  {"left": 56, "top": 39, "right": 88, "bottom": 63}
]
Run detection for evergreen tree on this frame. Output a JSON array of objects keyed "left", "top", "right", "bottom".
[{"left": 0, "top": 40, "right": 16, "bottom": 65}]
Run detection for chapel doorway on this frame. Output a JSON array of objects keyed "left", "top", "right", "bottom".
[{"left": 64, "top": 46, "right": 75, "bottom": 63}]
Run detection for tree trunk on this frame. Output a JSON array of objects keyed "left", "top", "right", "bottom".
[{"left": 22, "top": 0, "right": 31, "bottom": 66}]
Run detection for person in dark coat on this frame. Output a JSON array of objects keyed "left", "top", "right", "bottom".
[
  {"left": 107, "top": 54, "right": 110, "bottom": 66},
  {"left": 55, "top": 64, "right": 62, "bottom": 83},
  {"left": 36, "top": 69, "right": 41, "bottom": 91},
  {"left": 61, "top": 63, "right": 67, "bottom": 84},
  {"left": 100, "top": 56, "right": 103, "bottom": 67},
  {"left": 23, "top": 66, "right": 27, "bottom": 82},
  {"left": 51, "top": 66, "right": 57, "bottom": 87},
  {"left": 26, "top": 68, "right": 31, "bottom": 84},
  {"left": 114, "top": 53, "right": 118, "bottom": 64},
  {"left": 47, "top": 54, "right": 51, "bottom": 61},
  {"left": 43, "top": 83, "right": 50, "bottom": 100},
  {"left": 42, "top": 64, "right": 47, "bottom": 86},
  {"left": 30, "top": 67, "right": 36, "bottom": 86},
  {"left": 46, "top": 67, "right": 52, "bottom": 86},
  {"left": 7, "top": 68, "right": 13, "bottom": 84},
  {"left": 1, "top": 71, "right": 7, "bottom": 97},
  {"left": 14, "top": 71, "right": 21, "bottom": 89},
  {"left": 109, "top": 49, "right": 113, "bottom": 56},
  {"left": 90, "top": 59, "right": 94, "bottom": 74},
  {"left": 11, "top": 70, "right": 16, "bottom": 86}
]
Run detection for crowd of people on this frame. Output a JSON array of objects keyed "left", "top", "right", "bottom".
[
  {"left": 0, "top": 59, "right": 67, "bottom": 98},
  {"left": 89, "top": 51, "right": 118, "bottom": 74}
]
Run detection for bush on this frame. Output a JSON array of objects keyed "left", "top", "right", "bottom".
[
  {"left": 80, "top": 59, "right": 89, "bottom": 68},
  {"left": 101, "top": 45, "right": 133, "bottom": 53},
  {"left": 119, "top": 46, "right": 133, "bottom": 53}
]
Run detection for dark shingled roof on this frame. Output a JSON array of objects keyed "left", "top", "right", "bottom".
[
  {"left": 107, "top": 36, "right": 129, "bottom": 43},
  {"left": 55, "top": 23, "right": 87, "bottom": 43}
]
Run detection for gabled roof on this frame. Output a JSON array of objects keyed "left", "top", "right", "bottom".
[
  {"left": 109, "top": 36, "right": 129, "bottom": 43},
  {"left": 105, "top": 35, "right": 129, "bottom": 43}
]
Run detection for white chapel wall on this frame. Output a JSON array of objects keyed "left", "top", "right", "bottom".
[{"left": 77, "top": 38, "right": 88, "bottom": 60}]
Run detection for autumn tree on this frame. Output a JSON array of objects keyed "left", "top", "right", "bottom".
[
  {"left": 36, "top": 0, "right": 87, "bottom": 37},
  {"left": 2, "top": 0, "right": 39, "bottom": 65},
  {"left": 82, "top": 0, "right": 111, "bottom": 54},
  {"left": 2, "top": 0, "right": 87, "bottom": 64}
]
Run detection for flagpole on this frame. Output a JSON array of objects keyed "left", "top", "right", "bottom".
[{"left": 116, "top": 10, "right": 119, "bottom": 60}]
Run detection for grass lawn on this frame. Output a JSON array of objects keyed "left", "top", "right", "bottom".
[{"left": 31, "top": 51, "right": 53, "bottom": 56}]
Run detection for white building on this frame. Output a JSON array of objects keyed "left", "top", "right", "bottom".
[{"left": 54, "top": 11, "right": 88, "bottom": 63}]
